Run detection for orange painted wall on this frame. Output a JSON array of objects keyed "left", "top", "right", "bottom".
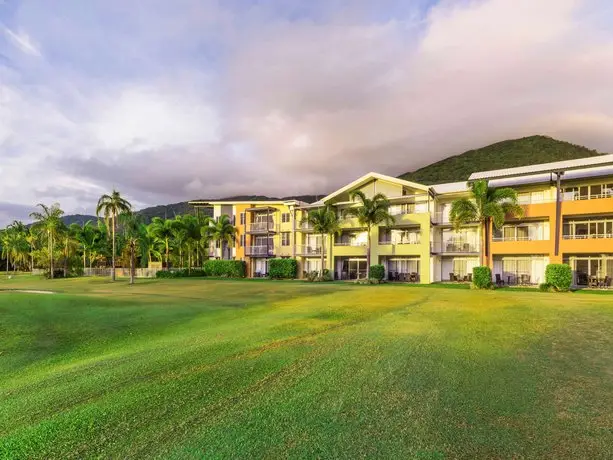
[{"left": 234, "top": 204, "right": 248, "bottom": 260}]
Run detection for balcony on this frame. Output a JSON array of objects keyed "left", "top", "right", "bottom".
[
  {"left": 247, "top": 222, "right": 277, "bottom": 234},
  {"left": 296, "top": 244, "right": 324, "bottom": 256},
  {"left": 378, "top": 238, "right": 421, "bottom": 245},
  {"left": 245, "top": 246, "right": 275, "bottom": 257},
  {"left": 389, "top": 203, "right": 416, "bottom": 216},
  {"left": 431, "top": 241, "right": 480, "bottom": 254},
  {"left": 492, "top": 236, "right": 546, "bottom": 242},
  {"left": 335, "top": 241, "right": 366, "bottom": 247},
  {"left": 298, "top": 222, "right": 315, "bottom": 232}
]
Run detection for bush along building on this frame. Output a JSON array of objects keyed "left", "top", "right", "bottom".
[{"left": 189, "top": 154, "right": 613, "bottom": 288}]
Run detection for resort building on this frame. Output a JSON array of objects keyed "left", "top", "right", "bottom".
[{"left": 190, "top": 154, "right": 613, "bottom": 287}]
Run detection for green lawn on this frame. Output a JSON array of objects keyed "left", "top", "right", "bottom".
[{"left": 1, "top": 277, "right": 613, "bottom": 459}]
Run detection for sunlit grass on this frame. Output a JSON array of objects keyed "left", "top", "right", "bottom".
[{"left": 1, "top": 277, "right": 612, "bottom": 458}]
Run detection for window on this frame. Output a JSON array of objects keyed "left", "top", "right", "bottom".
[
  {"left": 240, "top": 235, "right": 245, "bottom": 247},
  {"left": 281, "top": 213, "right": 291, "bottom": 223},
  {"left": 215, "top": 240, "right": 221, "bottom": 248},
  {"left": 281, "top": 232, "right": 291, "bottom": 246},
  {"left": 240, "top": 212, "right": 246, "bottom": 225}
]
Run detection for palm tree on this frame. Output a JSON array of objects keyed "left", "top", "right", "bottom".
[
  {"left": 211, "top": 215, "right": 237, "bottom": 260},
  {"left": 96, "top": 190, "right": 132, "bottom": 281},
  {"left": 301, "top": 205, "right": 341, "bottom": 279},
  {"left": 142, "top": 228, "right": 163, "bottom": 265},
  {"left": 120, "top": 213, "right": 142, "bottom": 285},
  {"left": 149, "top": 217, "right": 175, "bottom": 269},
  {"left": 345, "top": 191, "right": 395, "bottom": 279},
  {"left": 29, "top": 203, "right": 64, "bottom": 279},
  {"left": 176, "top": 214, "right": 203, "bottom": 272},
  {"left": 450, "top": 179, "right": 524, "bottom": 266}
]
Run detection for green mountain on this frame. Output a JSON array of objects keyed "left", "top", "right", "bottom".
[{"left": 399, "top": 135, "right": 604, "bottom": 184}]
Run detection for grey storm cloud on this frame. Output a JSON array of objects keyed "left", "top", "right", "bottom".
[{"left": 1, "top": 0, "right": 613, "bottom": 225}]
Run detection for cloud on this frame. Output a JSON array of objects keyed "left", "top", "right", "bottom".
[
  {"left": 1, "top": 0, "right": 613, "bottom": 226},
  {"left": 2, "top": 26, "right": 41, "bottom": 56}
]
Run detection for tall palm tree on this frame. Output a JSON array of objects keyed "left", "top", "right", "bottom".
[
  {"left": 176, "top": 214, "right": 203, "bottom": 272},
  {"left": 450, "top": 179, "right": 523, "bottom": 266},
  {"left": 301, "top": 205, "right": 341, "bottom": 279},
  {"left": 29, "top": 203, "right": 64, "bottom": 279},
  {"left": 149, "top": 217, "right": 175, "bottom": 269},
  {"left": 96, "top": 190, "right": 132, "bottom": 281},
  {"left": 345, "top": 191, "right": 395, "bottom": 279},
  {"left": 142, "top": 228, "right": 163, "bottom": 265},
  {"left": 211, "top": 215, "right": 237, "bottom": 260}
]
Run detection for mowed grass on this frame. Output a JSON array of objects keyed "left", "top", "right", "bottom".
[{"left": 1, "top": 277, "right": 613, "bottom": 459}]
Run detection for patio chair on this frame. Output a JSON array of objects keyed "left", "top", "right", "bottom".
[
  {"left": 410, "top": 272, "right": 417, "bottom": 283},
  {"left": 449, "top": 272, "right": 456, "bottom": 282},
  {"left": 521, "top": 274, "right": 530, "bottom": 285},
  {"left": 589, "top": 276, "right": 598, "bottom": 288},
  {"left": 604, "top": 276, "right": 611, "bottom": 288},
  {"left": 495, "top": 274, "right": 504, "bottom": 286}
]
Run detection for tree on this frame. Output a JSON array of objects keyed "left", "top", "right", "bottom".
[
  {"left": 121, "top": 213, "right": 143, "bottom": 285},
  {"left": 210, "top": 215, "right": 237, "bottom": 260},
  {"left": 149, "top": 217, "right": 175, "bottom": 269},
  {"left": 301, "top": 205, "right": 341, "bottom": 280},
  {"left": 345, "top": 191, "right": 395, "bottom": 279},
  {"left": 175, "top": 214, "right": 204, "bottom": 273},
  {"left": 96, "top": 190, "right": 132, "bottom": 281},
  {"left": 450, "top": 179, "right": 523, "bottom": 266},
  {"left": 29, "top": 203, "right": 64, "bottom": 278}
]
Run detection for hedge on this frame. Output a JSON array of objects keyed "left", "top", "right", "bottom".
[
  {"left": 369, "top": 264, "right": 385, "bottom": 281},
  {"left": 156, "top": 269, "right": 206, "bottom": 279},
  {"left": 472, "top": 266, "right": 492, "bottom": 289},
  {"left": 268, "top": 258, "right": 298, "bottom": 279},
  {"left": 545, "top": 263, "right": 572, "bottom": 292},
  {"left": 203, "top": 260, "right": 246, "bottom": 278}
]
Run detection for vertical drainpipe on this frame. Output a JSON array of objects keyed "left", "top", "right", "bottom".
[
  {"left": 291, "top": 205, "right": 296, "bottom": 259},
  {"left": 554, "top": 171, "right": 563, "bottom": 258}
]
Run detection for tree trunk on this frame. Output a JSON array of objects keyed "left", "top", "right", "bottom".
[
  {"left": 130, "top": 245, "right": 135, "bottom": 285},
  {"left": 366, "top": 227, "right": 371, "bottom": 279},
  {"left": 64, "top": 238, "right": 68, "bottom": 278},
  {"left": 6, "top": 253, "right": 9, "bottom": 275},
  {"left": 111, "top": 214, "right": 116, "bottom": 281},
  {"left": 320, "top": 232, "right": 325, "bottom": 280},
  {"left": 165, "top": 240, "right": 169, "bottom": 270},
  {"left": 49, "top": 231, "right": 54, "bottom": 279}
]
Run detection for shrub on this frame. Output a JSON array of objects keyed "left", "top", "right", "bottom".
[
  {"left": 472, "top": 266, "right": 492, "bottom": 289},
  {"left": 203, "top": 260, "right": 246, "bottom": 278},
  {"left": 156, "top": 270, "right": 176, "bottom": 279},
  {"left": 539, "top": 282, "right": 552, "bottom": 292},
  {"left": 305, "top": 269, "right": 333, "bottom": 282},
  {"left": 545, "top": 263, "right": 572, "bottom": 292},
  {"left": 369, "top": 264, "right": 385, "bottom": 282},
  {"left": 268, "top": 258, "right": 298, "bottom": 279}
]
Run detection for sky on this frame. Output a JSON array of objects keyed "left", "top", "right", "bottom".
[{"left": 1, "top": 0, "right": 613, "bottom": 225}]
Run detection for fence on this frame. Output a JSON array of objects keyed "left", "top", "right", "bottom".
[{"left": 84, "top": 268, "right": 162, "bottom": 278}]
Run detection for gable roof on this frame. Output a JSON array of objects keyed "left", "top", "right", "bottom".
[{"left": 317, "top": 172, "right": 429, "bottom": 205}]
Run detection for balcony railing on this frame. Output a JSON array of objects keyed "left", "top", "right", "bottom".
[
  {"left": 335, "top": 241, "right": 367, "bottom": 247},
  {"left": 245, "top": 246, "right": 275, "bottom": 257},
  {"left": 389, "top": 204, "right": 416, "bottom": 216},
  {"left": 563, "top": 192, "right": 613, "bottom": 201},
  {"left": 296, "top": 245, "right": 324, "bottom": 256},
  {"left": 298, "top": 222, "right": 315, "bottom": 232},
  {"left": 431, "top": 241, "right": 480, "bottom": 253},
  {"left": 247, "top": 222, "right": 277, "bottom": 233},
  {"left": 562, "top": 233, "right": 613, "bottom": 240},
  {"left": 492, "top": 236, "right": 547, "bottom": 242},
  {"left": 378, "top": 238, "right": 421, "bottom": 245}
]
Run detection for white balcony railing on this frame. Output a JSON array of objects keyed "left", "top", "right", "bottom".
[
  {"left": 248, "top": 222, "right": 277, "bottom": 233},
  {"left": 562, "top": 233, "right": 613, "bottom": 240},
  {"left": 431, "top": 241, "right": 480, "bottom": 253},
  {"left": 378, "top": 238, "right": 421, "bottom": 245},
  {"left": 389, "top": 204, "right": 416, "bottom": 216},
  {"left": 335, "top": 241, "right": 367, "bottom": 247},
  {"left": 298, "top": 222, "right": 315, "bottom": 232},
  {"left": 296, "top": 245, "right": 324, "bottom": 256},
  {"left": 492, "top": 236, "right": 547, "bottom": 242},
  {"left": 562, "top": 192, "right": 613, "bottom": 202},
  {"left": 245, "top": 245, "right": 275, "bottom": 257},
  {"left": 431, "top": 212, "right": 452, "bottom": 225}
]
